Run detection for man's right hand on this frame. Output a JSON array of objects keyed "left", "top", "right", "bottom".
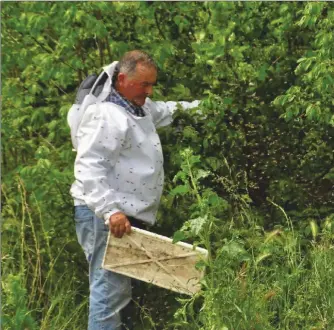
[{"left": 109, "top": 212, "right": 131, "bottom": 238}]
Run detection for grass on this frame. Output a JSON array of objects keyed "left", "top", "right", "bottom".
[
  {"left": 171, "top": 205, "right": 334, "bottom": 330},
  {"left": 1, "top": 178, "right": 88, "bottom": 330},
  {"left": 169, "top": 150, "right": 334, "bottom": 329},
  {"left": 2, "top": 174, "right": 334, "bottom": 329}
]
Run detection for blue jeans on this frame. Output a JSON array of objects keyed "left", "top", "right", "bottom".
[{"left": 74, "top": 205, "right": 132, "bottom": 330}]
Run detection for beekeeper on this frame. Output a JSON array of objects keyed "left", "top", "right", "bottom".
[{"left": 67, "top": 50, "right": 199, "bottom": 330}]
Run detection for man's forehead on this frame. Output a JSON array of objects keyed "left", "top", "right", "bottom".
[{"left": 132, "top": 63, "right": 157, "bottom": 81}]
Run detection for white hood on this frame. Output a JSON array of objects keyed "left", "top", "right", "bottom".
[{"left": 67, "top": 61, "right": 119, "bottom": 150}]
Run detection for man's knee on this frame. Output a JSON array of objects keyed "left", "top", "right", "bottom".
[{"left": 89, "top": 269, "right": 132, "bottom": 327}]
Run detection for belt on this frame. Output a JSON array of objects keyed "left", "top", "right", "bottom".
[{"left": 127, "top": 216, "right": 151, "bottom": 231}]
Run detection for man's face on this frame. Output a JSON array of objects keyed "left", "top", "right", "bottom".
[{"left": 117, "top": 63, "right": 157, "bottom": 107}]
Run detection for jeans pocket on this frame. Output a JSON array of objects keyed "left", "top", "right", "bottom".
[
  {"left": 74, "top": 205, "right": 94, "bottom": 223},
  {"left": 74, "top": 205, "right": 94, "bottom": 262}
]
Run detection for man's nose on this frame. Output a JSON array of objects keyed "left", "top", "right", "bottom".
[{"left": 145, "top": 85, "right": 153, "bottom": 96}]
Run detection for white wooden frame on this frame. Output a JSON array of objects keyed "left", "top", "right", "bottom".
[{"left": 102, "top": 227, "right": 208, "bottom": 295}]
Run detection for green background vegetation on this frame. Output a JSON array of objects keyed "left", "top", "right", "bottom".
[{"left": 2, "top": 2, "right": 334, "bottom": 329}]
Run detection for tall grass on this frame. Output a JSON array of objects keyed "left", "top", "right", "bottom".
[
  {"left": 2, "top": 168, "right": 334, "bottom": 329},
  {"left": 1, "top": 178, "right": 88, "bottom": 330},
  {"left": 171, "top": 149, "right": 334, "bottom": 329}
]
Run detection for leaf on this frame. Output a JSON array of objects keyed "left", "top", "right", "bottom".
[
  {"left": 309, "top": 220, "right": 319, "bottom": 239},
  {"left": 172, "top": 230, "right": 186, "bottom": 244},
  {"left": 258, "top": 65, "right": 268, "bottom": 82},
  {"left": 207, "top": 194, "right": 228, "bottom": 208},
  {"left": 189, "top": 215, "right": 208, "bottom": 236},
  {"left": 323, "top": 167, "right": 334, "bottom": 180},
  {"left": 195, "top": 259, "right": 206, "bottom": 270},
  {"left": 255, "top": 253, "right": 271, "bottom": 265},
  {"left": 170, "top": 185, "right": 189, "bottom": 196},
  {"left": 220, "top": 241, "right": 250, "bottom": 262},
  {"left": 195, "top": 169, "right": 211, "bottom": 181}
]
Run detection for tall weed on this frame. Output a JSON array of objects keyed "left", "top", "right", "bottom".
[
  {"left": 171, "top": 148, "right": 334, "bottom": 329},
  {"left": 1, "top": 178, "right": 88, "bottom": 330}
]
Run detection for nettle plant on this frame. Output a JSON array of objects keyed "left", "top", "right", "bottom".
[{"left": 171, "top": 148, "right": 228, "bottom": 248}]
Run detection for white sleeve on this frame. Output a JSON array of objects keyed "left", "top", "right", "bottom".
[
  {"left": 74, "top": 104, "right": 128, "bottom": 221},
  {"left": 143, "top": 98, "right": 200, "bottom": 128}
]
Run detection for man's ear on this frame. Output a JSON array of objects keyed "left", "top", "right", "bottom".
[{"left": 117, "top": 72, "right": 126, "bottom": 85}]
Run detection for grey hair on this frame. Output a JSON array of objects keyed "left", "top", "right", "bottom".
[{"left": 118, "top": 50, "right": 157, "bottom": 76}]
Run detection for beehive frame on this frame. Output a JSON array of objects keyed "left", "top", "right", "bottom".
[{"left": 102, "top": 227, "right": 208, "bottom": 295}]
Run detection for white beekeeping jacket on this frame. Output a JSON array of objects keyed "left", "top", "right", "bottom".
[{"left": 67, "top": 61, "right": 199, "bottom": 225}]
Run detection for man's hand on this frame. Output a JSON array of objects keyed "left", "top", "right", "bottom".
[{"left": 109, "top": 212, "right": 131, "bottom": 238}]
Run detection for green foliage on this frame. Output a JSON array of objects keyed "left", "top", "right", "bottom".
[
  {"left": 1, "top": 180, "right": 88, "bottom": 329},
  {"left": 2, "top": 1, "right": 334, "bottom": 329},
  {"left": 2, "top": 275, "right": 38, "bottom": 330},
  {"left": 171, "top": 148, "right": 334, "bottom": 330}
]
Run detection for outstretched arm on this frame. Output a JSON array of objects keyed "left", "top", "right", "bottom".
[{"left": 143, "top": 98, "right": 200, "bottom": 128}]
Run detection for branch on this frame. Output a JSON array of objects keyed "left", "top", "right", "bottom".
[
  {"left": 105, "top": 37, "right": 113, "bottom": 63},
  {"left": 30, "top": 36, "right": 84, "bottom": 74},
  {"left": 154, "top": 10, "right": 166, "bottom": 40}
]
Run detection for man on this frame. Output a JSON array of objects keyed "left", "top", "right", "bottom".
[{"left": 68, "top": 50, "right": 199, "bottom": 329}]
